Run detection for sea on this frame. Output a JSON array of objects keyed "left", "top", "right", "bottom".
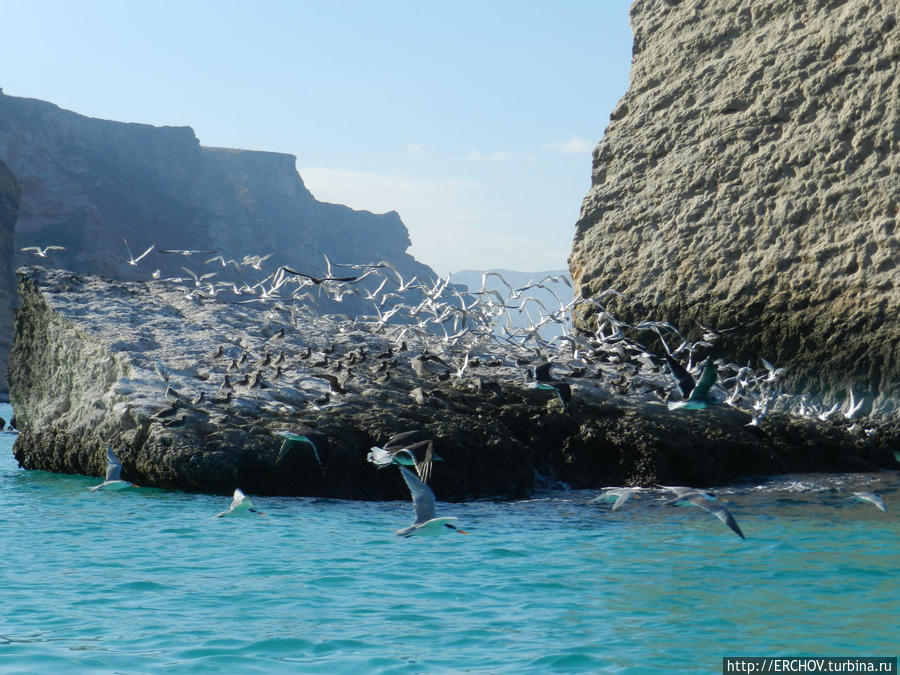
[{"left": 1, "top": 403, "right": 897, "bottom": 673}]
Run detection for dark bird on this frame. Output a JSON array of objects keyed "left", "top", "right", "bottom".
[
  {"left": 276, "top": 428, "right": 330, "bottom": 470},
  {"left": 527, "top": 362, "right": 572, "bottom": 409}
]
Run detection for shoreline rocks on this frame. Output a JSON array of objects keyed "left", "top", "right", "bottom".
[{"left": 8, "top": 266, "right": 897, "bottom": 500}]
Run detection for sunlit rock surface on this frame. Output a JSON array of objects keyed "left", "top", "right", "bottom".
[
  {"left": 8, "top": 266, "right": 896, "bottom": 498},
  {"left": 570, "top": 0, "right": 900, "bottom": 414}
]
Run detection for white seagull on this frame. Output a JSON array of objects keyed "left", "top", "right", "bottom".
[
  {"left": 124, "top": 239, "right": 155, "bottom": 266},
  {"left": 89, "top": 445, "right": 135, "bottom": 491},
  {"left": 216, "top": 488, "right": 266, "bottom": 517},
  {"left": 395, "top": 466, "right": 468, "bottom": 537},
  {"left": 658, "top": 485, "right": 745, "bottom": 540},
  {"left": 852, "top": 491, "right": 887, "bottom": 512},
  {"left": 21, "top": 245, "right": 65, "bottom": 257},
  {"left": 592, "top": 487, "right": 642, "bottom": 511}
]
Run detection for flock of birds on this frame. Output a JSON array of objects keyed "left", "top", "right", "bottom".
[
  {"left": 92, "top": 436, "right": 888, "bottom": 540},
  {"left": 21, "top": 240, "right": 873, "bottom": 424},
  {"left": 21, "top": 241, "right": 892, "bottom": 539}
]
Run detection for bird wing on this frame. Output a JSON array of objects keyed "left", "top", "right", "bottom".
[
  {"left": 105, "top": 445, "right": 123, "bottom": 482},
  {"left": 384, "top": 430, "right": 420, "bottom": 450},
  {"left": 688, "top": 363, "right": 718, "bottom": 401},
  {"left": 398, "top": 466, "right": 436, "bottom": 524},
  {"left": 685, "top": 493, "right": 745, "bottom": 539}
]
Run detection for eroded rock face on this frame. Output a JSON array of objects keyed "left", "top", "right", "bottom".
[
  {"left": 570, "top": 0, "right": 900, "bottom": 414},
  {"left": 0, "top": 158, "right": 20, "bottom": 397},
  {"left": 8, "top": 266, "right": 895, "bottom": 498},
  {"left": 0, "top": 89, "right": 434, "bottom": 306}
]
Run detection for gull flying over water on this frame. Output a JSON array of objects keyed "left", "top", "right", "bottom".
[
  {"left": 658, "top": 485, "right": 745, "bottom": 539},
  {"left": 591, "top": 487, "right": 643, "bottom": 511},
  {"left": 395, "top": 465, "right": 467, "bottom": 537},
  {"left": 216, "top": 488, "right": 266, "bottom": 517},
  {"left": 367, "top": 430, "right": 442, "bottom": 484},
  {"left": 89, "top": 445, "right": 135, "bottom": 491},
  {"left": 852, "top": 491, "right": 887, "bottom": 512},
  {"left": 276, "top": 428, "right": 330, "bottom": 471}
]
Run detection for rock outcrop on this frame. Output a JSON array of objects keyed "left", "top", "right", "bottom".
[
  {"left": 0, "top": 89, "right": 436, "bottom": 352},
  {"left": 9, "top": 266, "right": 896, "bottom": 499},
  {"left": 570, "top": 0, "right": 900, "bottom": 414},
  {"left": 0, "top": 158, "right": 20, "bottom": 398}
]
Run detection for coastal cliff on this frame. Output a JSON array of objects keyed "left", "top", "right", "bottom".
[
  {"left": 8, "top": 267, "right": 896, "bottom": 498},
  {"left": 0, "top": 159, "right": 20, "bottom": 397},
  {"left": 570, "top": 0, "right": 900, "bottom": 414},
  {"left": 0, "top": 90, "right": 435, "bottom": 379}
]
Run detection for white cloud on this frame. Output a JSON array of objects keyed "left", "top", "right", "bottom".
[
  {"left": 544, "top": 135, "right": 596, "bottom": 155},
  {"left": 406, "top": 142, "right": 423, "bottom": 157}
]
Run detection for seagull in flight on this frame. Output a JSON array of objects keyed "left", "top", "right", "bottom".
[
  {"left": 658, "top": 485, "right": 745, "bottom": 539},
  {"left": 216, "top": 488, "right": 266, "bottom": 517},
  {"left": 852, "top": 491, "right": 886, "bottom": 512},
  {"left": 367, "top": 430, "right": 442, "bottom": 484},
  {"left": 124, "top": 239, "right": 155, "bottom": 266},
  {"left": 276, "top": 428, "right": 330, "bottom": 471},
  {"left": 591, "top": 487, "right": 643, "bottom": 511},
  {"left": 21, "top": 245, "right": 65, "bottom": 257},
  {"left": 158, "top": 248, "right": 218, "bottom": 256},
  {"left": 395, "top": 466, "right": 468, "bottom": 537},
  {"left": 89, "top": 445, "right": 135, "bottom": 491}
]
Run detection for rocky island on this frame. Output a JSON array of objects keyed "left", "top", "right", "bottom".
[{"left": 8, "top": 265, "right": 897, "bottom": 500}]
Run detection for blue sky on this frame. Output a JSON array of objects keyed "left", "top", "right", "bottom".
[{"left": 1, "top": 0, "right": 633, "bottom": 273}]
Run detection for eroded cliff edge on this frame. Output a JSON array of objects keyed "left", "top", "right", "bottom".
[
  {"left": 570, "top": 0, "right": 900, "bottom": 414},
  {"left": 0, "top": 159, "right": 20, "bottom": 398},
  {"left": 9, "top": 267, "right": 896, "bottom": 499}
]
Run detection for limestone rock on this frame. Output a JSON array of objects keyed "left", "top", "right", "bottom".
[
  {"left": 569, "top": 0, "right": 900, "bottom": 414},
  {"left": 0, "top": 158, "right": 20, "bottom": 398},
  {"left": 8, "top": 266, "right": 895, "bottom": 498}
]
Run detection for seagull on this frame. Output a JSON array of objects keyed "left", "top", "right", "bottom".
[
  {"left": 591, "top": 487, "right": 641, "bottom": 511},
  {"left": 658, "top": 485, "right": 745, "bottom": 539},
  {"left": 276, "top": 428, "right": 329, "bottom": 470},
  {"left": 21, "top": 245, "right": 65, "bottom": 257},
  {"left": 124, "top": 239, "right": 155, "bottom": 266},
  {"left": 216, "top": 488, "right": 266, "bottom": 517},
  {"left": 158, "top": 248, "right": 218, "bottom": 256},
  {"left": 367, "top": 431, "right": 442, "bottom": 484},
  {"left": 852, "top": 491, "right": 886, "bottom": 512},
  {"left": 395, "top": 466, "right": 468, "bottom": 537},
  {"left": 89, "top": 445, "right": 135, "bottom": 491}
]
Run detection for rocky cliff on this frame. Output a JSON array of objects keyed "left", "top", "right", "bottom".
[
  {"left": 570, "top": 0, "right": 900, "bottom": 414},
  {"left": 0, "top": 159, "right": 20, "bottom": 398},
  {"left": 8, "top": 266, "right": 895, "bottom": 498},
  {"left": 0, "top": 89, "right": 434, "bottom": 324}
]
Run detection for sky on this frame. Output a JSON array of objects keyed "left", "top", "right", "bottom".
[{"left": 0, "top": 0, "right": 633, "bottom": 274}]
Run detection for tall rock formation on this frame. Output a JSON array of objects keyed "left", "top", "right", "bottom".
[
  {"left": 0, "top": 88, "right": 434, "bottom": 296},
  {"left": 0, "top": 158, "right": 20, "bottom": 398},
  {"left": 570, "top": 0, "right": 900, "bottom": 414}
]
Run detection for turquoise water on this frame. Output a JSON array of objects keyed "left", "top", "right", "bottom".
[{"left": 1, "top": 404, "right": 897, "bottom": 673}]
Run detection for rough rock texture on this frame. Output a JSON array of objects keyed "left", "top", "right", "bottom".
[
  {"left": 570, "top": 0, "right": 900, "bottom": 415},
  {"left": 0, "top": 88, "right": 435, "bottom": 311},
  {"left": 0, "top": 158, "right": 20, "bottom": 398},
  {"left": 9, "top": 266, "right": 896, "bottom": 499}
]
